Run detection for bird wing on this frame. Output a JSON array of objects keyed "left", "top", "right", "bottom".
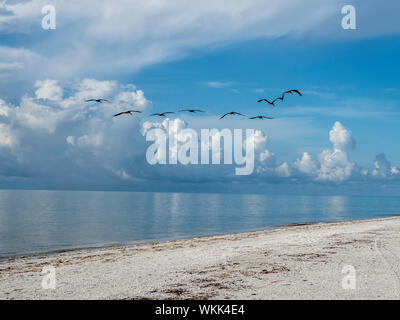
[
  {"left": 150, "top": 113, "right": 159, "bottom": 116},
  {"left": 257, "top": 99, "right": 266, "bottom": 103},
  {"left": 220, "top": 113, "right": 228, "bottom": 119},
  {"left": 291, "top": 89, "right": 302, "bottom": 96},
  {"left": 236, "top": 112, "right": 246, "bottom": 116},
  {"left": 249, "top": 117, "right": 257, "bottom": 119},
  {"left": 113, "top": 112, "right": 123, "bottom": 117}
]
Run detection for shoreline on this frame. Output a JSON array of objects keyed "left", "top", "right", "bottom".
[
  {"left": 1, "top": 215, "right": 396, "bottom": 262},
  {"left": 1, "top": 216, "right": 400, "bottom": 299}
]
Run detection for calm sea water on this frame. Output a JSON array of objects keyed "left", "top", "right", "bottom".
[{"left": 0, "top": 190, "right": 399, "bottom": 257}]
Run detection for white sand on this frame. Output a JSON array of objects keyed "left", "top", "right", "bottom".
[{"left": 1, "top": 216, "right": 400, "bottom": 300}]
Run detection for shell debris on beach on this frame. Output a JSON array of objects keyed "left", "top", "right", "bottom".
[{"left": 1, "top": 217, "right": 400, "bottom": 300}]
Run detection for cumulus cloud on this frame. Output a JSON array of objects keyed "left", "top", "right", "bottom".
[
  {"left": 292, "top": 121, "right": 358, "bottom": 183},
  {"left": 372, "top": 153, "right": 399, "bottom": 179},
  {"left": 329, "top": 121, "right": 356, "bottom": 152},
  {"left": 0, "top": 78, "right": 152, "bottom": 186},
  {"left": 252, "top": 122, "right": 359, "bottom": 182},
  {"left": 140, "top": 118, "right": 399, "bottom": 185},
  {"left": 0, "top": 80, "right": 398, "bottom": 189},
  {"left": 293, "top": 152, "right": 318, "bottom": 175},
  {"left": 35, "top": 79, "right": 63, "bottom": 101},
  {"left": 317, "top": 148, "right": 356, "bottom": 182},
  {"left": 276, "top": 162, "right": 291, "bottom": 177},
  {"left": 317, "top": 122, "right": 357, "bottom": 182}
]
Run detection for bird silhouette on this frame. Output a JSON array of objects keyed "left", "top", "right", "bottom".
[
  {"left": 257, "top": 98, "right": 278, "bottom": 106},
  {"left": 179, "top": 109, "right": 204, "bottom": 113},
  {"left": 249, "top": 115, "right": 274, "bottom": 120},
  {"left": 220, "top": 112, "right": 246, "bottom": 119},
  {"left": 283, "top": 89, "right": 302, "bottom": 96},
  {"left": 86, "top": 99, "right": 110, "bottom": 103},
  {"left": 113, "top": 110, "right": 142, "bottom": 117},
  {"left": 150, "top": 112, "right": 174, "bottom": 117},
  {"left": 258, "top": 89, "right": 302, "bottom": 106}
]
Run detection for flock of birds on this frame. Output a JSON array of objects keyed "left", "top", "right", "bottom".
[{"left": 85, "top": 89, "right": 302, "bottom": 120}]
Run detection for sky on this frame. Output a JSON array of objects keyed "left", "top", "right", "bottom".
[{"left": 0, "top": 0, "right": 400, "bottom": 195}]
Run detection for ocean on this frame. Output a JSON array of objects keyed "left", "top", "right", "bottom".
[{"left": 0, "top": 189, "right": 399, "bottom": 257}]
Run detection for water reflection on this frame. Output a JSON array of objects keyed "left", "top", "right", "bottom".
[
  {"left": 0, "top": 190, "right": 399, "bottom": 257},
  {"left": 326, "top": 196, "right": 349, "bottom": 220}
]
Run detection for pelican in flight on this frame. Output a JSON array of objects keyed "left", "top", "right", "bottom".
[
  {"left": 150, "top": 112, "right": 174, "bottom": 117},
  {"left": 179, "top": 109, "right": 204, "bottom": 113},
  {"left": 86, "top": 99, "right": 110, "bottom": 103},
  {"left": 220, "top": 112, "right": 246, "bottom": 119},
  {"left": 113, "top": 110, "right": 142, "bottom": 117},
  {"left": 249, "top": 115, "right": 274, "bottom": 120},
  {"left": 257, "top": 98, "right": 278, "bottom": 106},
  {"left": 283, "top": 89, "right": 302, "bottom": 96}
]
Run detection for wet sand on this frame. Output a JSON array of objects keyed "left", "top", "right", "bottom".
[{"left": 1, "top": 216, "right": 400, "bottom": 300}]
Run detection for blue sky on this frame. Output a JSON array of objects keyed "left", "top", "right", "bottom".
[
  {"left": 0, "top": 0, "right": 400, "bottom": 194},
  {"left": 132, "top": 35, "right": 400, "bottom": 166}
]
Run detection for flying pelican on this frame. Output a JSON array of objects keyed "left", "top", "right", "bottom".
[
  {"left": 249, "top": 115, "right": 274, "bottom": 120},
  {"left": 150, "top": 112, "right": 174, "bottom": 117},
  {"left": 284, "top": 89, "right": 302, "bottom": 96},
  {"left": 113, "top": 110, "right": 142, "bottom": 117},
  {"left": 179, "top": 109, "right": 204, "bottom": 113},
  {"left": 220, "top": 112, "right": 246, "bottom": 119},
  {"left": 86, "top": 99, "right": 110, "bottom": 103},
  {"left": 257, "top": 98, "right": 278, "bottom": 106}
]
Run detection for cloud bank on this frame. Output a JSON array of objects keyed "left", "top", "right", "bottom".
[{"left": 0, "top": 79, "right": 398, "bottom": 190}]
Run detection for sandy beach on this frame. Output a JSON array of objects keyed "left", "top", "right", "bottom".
[{"left": 1, "top": 216, "right": 400, "bottom": 300}]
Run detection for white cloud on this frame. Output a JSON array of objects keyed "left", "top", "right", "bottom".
[
  {"left": 276, "top": 162, "right": 291, "bottom": 177},
  {"left": 0, "top": 98, "right": 12, "bottom": 117},
  {"left": 329, "top": 121, "right": 356, "bottom": 152},
  {"left": 292, "top": 122, "right": 357, "bottom": 183},
  {"left": 35, "top": 79, "right": 63, "bottom": 101},
  {"left": 0, "top": 81, "right": 398, "bottom": 189},
  {"left": 203, "top": 81, "right": 233, "bottom": 88},
  {"left": 66, "top": 134, "right": 103, "bottom": 148},
  {"left": 1, "top": 0, "right": 399, "bottom": 100},
  {"left": 293, "top": 152, "right": 318, "bottom": 175},
  {"left": 317, "top": 148, "right": 355, "bottom": 182},
  {"left": 0, "top": 0, "right": 353, "bottom": 91},
  {"left": 0, "top": 78, "right": 152, "bottom": 185},
  {"left": 372, "top": 153, "right": 399, "bottom": 179}
]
